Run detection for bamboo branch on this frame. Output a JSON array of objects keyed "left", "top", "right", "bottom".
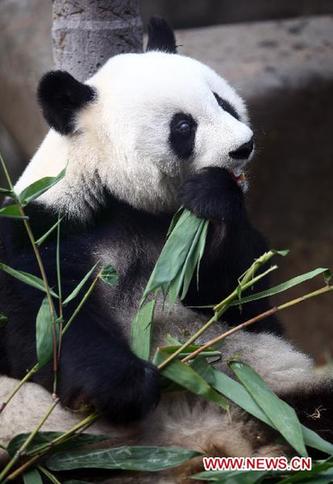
[{"left": 181, "top": 285, "right": 333, "bottom": 363}]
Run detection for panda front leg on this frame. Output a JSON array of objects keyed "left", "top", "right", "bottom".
[
  {"left": 54, "top": 301, "right": 160, "bottom": 423},
  {"left": 4, "top": 293, "right": 160, "bottom": 424}
]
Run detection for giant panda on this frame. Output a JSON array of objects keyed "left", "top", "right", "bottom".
[{"left": 0, "top": 17, "right": 332, "bottom": 482}]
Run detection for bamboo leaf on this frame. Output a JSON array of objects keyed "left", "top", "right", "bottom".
[
  {"left": 0, "top": 263, "right": 58, "bottom": 298},
  {"left": 192, "top": 470, "right": 268, "bottom": 482},
  {"left": 209, "top": 366, "right": 333, "bottom": 456},
  {"left": 38, "top": 466, "right": 62, "bottom": 484},
  {"left": 46, "top": 446, "right": 200, "bottom": 472},
  {"left": 155, "top": 349, "right": 228, "bottom": 409},
  {"left": 63, "top": 263, "right": 99, "bottom": 306},
  {"left": 153, "top": 344, "right": 221, "bottom": 361},
  {"left": 143, "top": 210, "right": 204, "bottom": 299},
  {"left": 7, "top": 432, "right": 110, "bottom": 457},
  {"left": 99, "top": 265, "right": 119, "bottom": 286},
  {"left": 36, "top": 298, "right": 59, "bottom": 368},
  {"left": 35, "top": 217, "right": 64, "bottom": 246},
  {"left": 23, "top": 469, "right": 43, "bottom": 484},
  {"left": 196, "top": 219, "right": 209, "bottom": 289},
  {"left": 277, "top": 459, "right": 333, "bottom": 483},
  {"left": 131, "top": 299, "right": 156, "bottom": 360},
  {"left": 231, "top": 268, "right": 329, "bottom": 307},
  {"left": 19, "top": 168, "right": 66, "bottom": 205},
  {"left": 0, "top": 187, "right": 13, "bottom": 195},
  {"left": 230, "top": 361, "right": 307, "bottom": 456},
  {"left": 0, "top": 204, "right": 28, "bottom": 219},
  {"left": 132, "top": 209, "right": 208, "bottom": 360}
]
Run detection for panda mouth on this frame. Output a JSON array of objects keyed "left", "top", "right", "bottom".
[{"left": 228, "top": 168, "right": 247, "bottom": 188}]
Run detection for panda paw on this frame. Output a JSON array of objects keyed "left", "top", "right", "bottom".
[
  {"left": 179, "top": 167, "right": 245, "bottom": 223},
  {"left": 60, "top": 357, "right": 161, "bottom": 424}
]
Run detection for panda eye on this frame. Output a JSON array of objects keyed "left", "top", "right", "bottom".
[
  {"left": 169, "top": 112, "right": 197, "bottom": 159},
  {"left": 175, "top": 120, "right": 192, "bottom": 136}
]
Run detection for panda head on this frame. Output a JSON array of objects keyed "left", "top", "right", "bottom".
[{"left": 16, "top": 18, "right": 254, "bottom": 218}]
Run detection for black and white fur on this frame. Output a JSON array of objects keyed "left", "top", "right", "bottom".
[{"left": 0, "top": 18, "right": 332, "bottom": 474}]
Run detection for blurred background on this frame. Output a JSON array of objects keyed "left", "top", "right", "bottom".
[{"left": 0, "top": 0, "right": 332, "bottom": 362}]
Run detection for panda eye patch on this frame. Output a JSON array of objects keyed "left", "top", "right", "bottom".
[
  {"left": 213, "top": 92, "right": 240, "bottom": 120},
  {"left": 169, "top": 113, "right": 197, "bottom": 160}
]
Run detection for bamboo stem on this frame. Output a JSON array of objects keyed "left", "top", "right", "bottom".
[
  {"left": 0, "top": 364, "right": 39, "bottom": 414},
  {"left": 0, "top": 153, "right": 59, "bottom": 393},
  {"left": 158, "top": 253, "right": 277, "bottom": 370},
  {"left": 182, "top": 285, "right": 333, "bottom": 363},
  {"left": 0, "top": 399, "right": 59, "bottom": 481}
]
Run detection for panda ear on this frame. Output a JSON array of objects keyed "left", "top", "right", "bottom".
[
  {"left": 37, "top": 71, "right": 96, "bottom": 135},
  {"left": 146, "top": 16, "right": 177, "bottom": 54}
]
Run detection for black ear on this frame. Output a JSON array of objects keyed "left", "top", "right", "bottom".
[
  {"left": 37, "top": 71, "right": 96, "bottom": 135},
  {"left": 146, "top": 16, "right": 177, "bottom": 54}
]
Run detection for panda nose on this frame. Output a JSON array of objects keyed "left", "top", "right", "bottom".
[{"left": 229, "top": 137, "right": 254, "bottom": 160}]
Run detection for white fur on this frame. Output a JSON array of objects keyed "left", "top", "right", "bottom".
[{"left": 15, "top": 52, "right": 252, "bottom": 218}]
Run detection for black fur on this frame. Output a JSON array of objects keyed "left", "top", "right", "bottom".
[
  {"left": 169, "top": 112, "right": 197, "bottom": 159},
  {"left": 37, "top": 71, "right": 96, "bottom": 135},
  {"left": 146, "top": 16, "right": 177, "bottom": 54},
  {"left": 179, "top": 167, "right": 245, "bottom": 223},
  {"left": 214, "top": 92, "right": 240, "bottom": 121},
  {"left": 0, "top": 198, "right": 162, "bottom": 423},
  {"left": 0, "top": 170, "right": 282, "bottom": 426}
]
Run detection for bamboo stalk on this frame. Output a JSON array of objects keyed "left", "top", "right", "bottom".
[{"left": 181, "top": 285, "right": 333, "bottom": 364}]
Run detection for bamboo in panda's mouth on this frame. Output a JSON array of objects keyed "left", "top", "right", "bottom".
[{"left": 228, "top": 169, "right": 246, "bottom": 186}]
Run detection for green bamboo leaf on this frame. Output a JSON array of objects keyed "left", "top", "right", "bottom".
[
  {"left": 36, "top": 298, "right": 59, "bottom": 368},
  {"left": 209, "top": 366, "right": 333, "bottom": 456},
  {"left": 300, "top": 427, "right": 333, "bottom": 458},
  {"left": 99, "top": 265, "right": 119, "bottom": 286},
  {"left": 153, "top": 344, "right": 221, "bottom": 361},
  {"left": 143, "top": 210, "right": 203, "bottom": 299},
  {"left": 132, "top": 209, "right": 208, "bottom": 360},
  {"left": 0, "top": 204, "right": 28, "bottom": 219},
  {"left": 0, "top": 263, "right": 58, "bottom": 297},
  {"left": 230, "top": 361, "right": 307, "bottom": 456},
  {"left": 46, "top": 446, "right": 200, "bottom": 472},
  {"left": 196, "top": 219, "right": 209, "bottom": 288},
  {"left": 63, "top": 263, "right": 99, "bottom": 306},
  {"left": 173, "top": 219, "right": 208, "bottom": 301},
  {"left": 191, "top": 470, "right": 267, "bottom": 482},
  {"left": 166, "top": 207, "right": 183, "bottom": 236},
  {"left": 35, "top": 217, "right": 64, "bottom": 246},
  {"left": 189, "top": 359, "right": 333, "bottom": 458},
  {"left": 0, "top": 187, "right": 13, "bottom": 195},
  {"left": 23, "top": 469, "right": 43, "bottom": 484},
  {"left": 19, "top": 168, "right": 66, "bottom": 205},
  {"left": 231, "top": 268, "right": 329, "bottom": 307},
  {"left": 38, "top": 466, "right": 62, "bottom": 484},
  {"left": 277, "top": 459, "right": 333, "bottom": 483},
  {"left": 7, "top": 432, "right": 110, "bottom": 457},
  {"left": 131, "top": 299, "right": 156, "bottom": 360},
  {"left": 155, "top": 349, "right": 228, "bottom": 409}
]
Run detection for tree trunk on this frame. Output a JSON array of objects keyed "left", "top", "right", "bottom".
[{"left": 52, "top": 0, "right": 143, "bottom": 81}]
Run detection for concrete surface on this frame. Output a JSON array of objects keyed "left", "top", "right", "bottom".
[
  {"left": 141, "top": 0, "right": 333, "bottom": 29},
  {"left": 0, "top": 5, "right": 332, "bottom": 360}
]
